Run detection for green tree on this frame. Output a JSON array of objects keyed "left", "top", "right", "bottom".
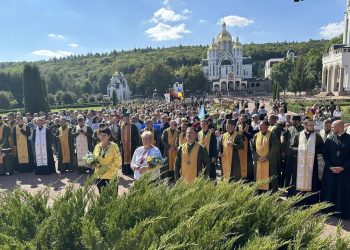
[
  {"left": 46, "top": 72, "right": 62, "bottom": 94},
  {"left": 82, "top": 81, "right": 94, "bottom": 94},
  {"left": 0, "top": 91, "right": 12, "bottom": 109},
  {"left": 177, "top": 65, "right": 208, "bottom": 93},
  {"left": 288, "top": 56, "right": 313, "bottom": 96},
  {"left": 23, "top": 64, "right": 50, "bottom": 113},
  {"left": 62, "top": 91, "right": 76, "bottom": 104},
  {"left": 97, "top": 73, "right": 111, "bottom": 94},
  {"left": 270, "top": 59, "right": 293, "bottom": 97},
  {"left": 56, "top": 90, "right": 64, "bottom": 105},
  {"left": 133, "top": 61, "right": 174, "bottom": 96},
  {"left": 305, "top": 49, "right": 322, "bottom": 88}
]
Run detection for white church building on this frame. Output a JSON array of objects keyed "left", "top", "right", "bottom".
[
  {"left": 201, "top": 22, "right": 252, "bottom": 92},
  {"left": 107, "top": 71, "right": 131, "bottom": 101},
  {"left": 322, "top": 0, "right": 350, "bottom": 94}
]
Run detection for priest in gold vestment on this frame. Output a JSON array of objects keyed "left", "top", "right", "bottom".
[
  {"left": 251, "top": 120, "right": 279, "bottom": 192},
  {"left": 13, "top": 116, "right": 34, "bottom": 172},
  {"left": 162, "top": 120, "right": 179, "bottom": 180},
  {"left": 116, "top": 112, "right": 139, "bottom": 176},
  {"left": 56, "top": 117, "right": 75, "bottom": 173},
  {"left": 175, "top": 127, "right": 210, "bottom": 182},
  {"left": 219, "top": 119, "right": 244, "bottom": 181}
]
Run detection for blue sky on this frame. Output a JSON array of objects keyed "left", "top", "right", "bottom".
[{"left": 0, "top": 0, "right": 347, "bottom": 62}]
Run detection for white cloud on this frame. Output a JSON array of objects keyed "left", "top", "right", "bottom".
[
  {"left": 163, "top": 0, "right": 169, "bottom": 5},
  {"left": 320, "top": 21, "right": 344, "bottom": 39},
  {"left": 32, "top": 50, "right": 73, "bottom": 58},
  {"left": 68, "top": 43, "right": 79, "bottom": 48},
  {"left": 199, "top": 19, "right": 207, "bottom": 24},
  {"left": 151, "top": 7, "right": 187, "bottom": 23},
  {"left": 47, "top": 33, "right": 65, "bottom": 40},
  {"left": 145, "top": 23, "right": 190, "bottom": 41},
  {"left": 219, "top": 15, "right": 253, "bottom": 27},
  {"left": 182, "top": 8, "right": 192, "bottom": 15}
]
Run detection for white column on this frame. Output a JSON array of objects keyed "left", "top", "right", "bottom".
[
  {"left": 340, "top": 67, "right": 344, "bottom": 92},
  {"left": 327, "top": 69, "right": 332, "bottom": 92}
]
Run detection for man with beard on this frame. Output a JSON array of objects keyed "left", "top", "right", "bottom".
[
  {"left": 33, "top": 117, "right": 55, "bottom": 175},
  {"left": 116, "top": 112, "right": 139, "bottom": 176},
  {"left": 319, "top": 119, "right": 333, "bottom": 141},
  {"left": 284, "top": 115, "right": 304, "bottom": 187},
  {"left": 56, "top": 117, "right": 75, "bottom": 173},
  {"left": 6, "top": 112, "right": 16, "bottom": 174},
  {"left": 0, "top": 116, "right": 11, "bottom": 176},
  {"left": 198, "top": 119, "right": 217, "bottom": 180},
  {"left": 162, "top": 120, "right": 179, "bottom": 181},
  {"left": 72, "top": 116, "right": 94, "bottom": 173},
  {"left": 268, "top": 114, "right": 283, "bottom": 186},
  {"left": 219, "top": 119, "right": 244, "bottom": 181},
  {"left": 158, "top": 114, "right": 170, "bottom": 153},
  {"left": 236, "top": 114, "right": 254, "bottom": 181},
  {"left": 322, "top": 120, "right": 350, "bottom": 219},
  {"left": 251, "top": 120, "right": 279, "bottom": 192},
  {"left": 175, "top": 127, "right": 210, "bottom": 183},
  {"left": 288, "top": 119, "right": 324, "bottom": 206},
  {"left": 177, "top": 122, "right": 188, "bottom": 147},
  {"left": 13, "top": 116, "right": 34, "bottom": 172}
]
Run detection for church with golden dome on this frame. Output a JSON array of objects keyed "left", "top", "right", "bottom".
[{"left": 201, "top": 22, "right": 252, "bottom": 93}]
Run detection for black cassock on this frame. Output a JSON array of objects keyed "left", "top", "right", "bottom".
[
  {"left": 32, "top": 127, "right": 55, "bottom": 175},
  {"left": 322, "top": 133, "right": 350, "bottom": 219}
]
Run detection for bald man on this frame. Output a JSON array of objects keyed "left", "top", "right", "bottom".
[{"left": 321, "top": 120, "right": 350, "bottom": 219}]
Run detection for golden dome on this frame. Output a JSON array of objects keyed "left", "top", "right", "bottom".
[
  {"left": 208, "top": 38, "right": 217, "bottom": 51},
  {"left": 217, "top": 22, "right": 232, "bottom": 43},
  {"left": 233, "top": 36, "right": 242, "bottom": 48}
]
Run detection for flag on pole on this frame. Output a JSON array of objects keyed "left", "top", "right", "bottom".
[{"left": 198, "top": 105, "right": 205, "bottom": 120}]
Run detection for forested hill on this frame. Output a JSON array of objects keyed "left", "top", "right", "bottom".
[
  {"left": 0, "top": 37, "right": 341, "bottom": 107},
  {"left": 0, "top": 38, "right": 336, "bottom": 78}
]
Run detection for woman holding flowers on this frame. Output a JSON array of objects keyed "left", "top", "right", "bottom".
[
  {"left": 93, "top": 127, "right": 122, "bottom": 192},
  {"left": 131, "top": 131, "right": 162, "bottom": 180}
]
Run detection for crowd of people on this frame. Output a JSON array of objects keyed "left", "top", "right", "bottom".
[{"left": 0, "top": 97, "right": 349, "bottom": 219}]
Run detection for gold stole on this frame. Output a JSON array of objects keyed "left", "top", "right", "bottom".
[
  {"left": 9, "top": 122, "right": 16, "bottom": 155},
  {"left": 178, "top": 132, "right": 186, "bottom": 146},
  {"left": 237, "top": 126, "right": 248, "bottom": 178},
  {"left": 15, "top": 125, "right": 29, "bottom": 164},
  {"left": 256, "top": 131, "right": 271, "bottom": 190},
  {"left": 121, "top": 123, "right": 132, "bottom": 164},
  {"left": 181, "top": 142, "right": 200, "bottom": 183},
  {"left": 167, "top": 128, "right": 178, "bottom": 171},
  {"left": 222, "top": 131, "right": 237, "bottom": 180},
  {"left": 198, "top": 130, "right": 211, "bottom": 154},
  {"left": 59, "top": 126, "right": 71, "bottom": 163},
  {"left": 268, "top": 125, "right": 276, "bottom": 133},
  {"left": 0, "top": 125, "right": 4, "bottom": 164},
  {"left": 296, "top": 132, "right": 316, "bottom": 192}
]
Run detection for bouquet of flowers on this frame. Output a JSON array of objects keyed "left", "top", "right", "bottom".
[
  {"left": 82, "top": 152, "right": 99, "bottom": 168},
  {"left": 146, "top": 156, "right": 165, "bottom": 169}
]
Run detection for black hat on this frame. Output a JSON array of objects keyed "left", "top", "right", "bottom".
[
  {"left": 227, "top": 119, "right": 236, "bottom": 126},
  {"left": 291, "top": 115, "right": 301, "bottom": 121},
  {"left": 122, "top": 112, "right": 130, "bottom": 117}
]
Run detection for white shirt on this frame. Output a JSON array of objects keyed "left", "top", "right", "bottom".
[
  {"left": 333, "top": 110, "right": 342, "bottom": 117},
  {"left": 278, "top": 113, "right": 286, "bottom": 122},
  {"left": 131, "top": 146, "right": 162, "bottom": 180}
]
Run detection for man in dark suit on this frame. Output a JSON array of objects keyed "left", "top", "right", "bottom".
[{"left": 322, "top": 120, "right": 350, "bottom": 219}]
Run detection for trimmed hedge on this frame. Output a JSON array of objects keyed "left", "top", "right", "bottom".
[{"left": 0, "top": 175, "right": 348, "bottom": 249}]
